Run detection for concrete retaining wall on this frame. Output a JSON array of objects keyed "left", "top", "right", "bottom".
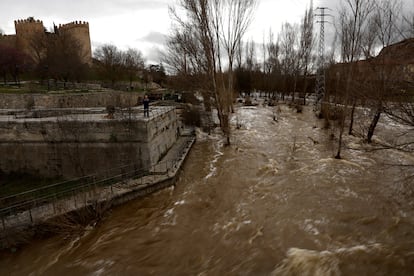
[
  {"left": 0, "top": 107, "right": 178, "bottom": 179},
  {"left": 0, "top": 91, "right": 144, "bottom": 109}
]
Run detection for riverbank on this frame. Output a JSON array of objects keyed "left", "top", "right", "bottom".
[{"left": 0, "top": 130, "right": 195, "bottom": 250}]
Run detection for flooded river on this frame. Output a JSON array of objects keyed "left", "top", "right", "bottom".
[{"left": 1, "top": 105, "right": 414, "bottom": 275}]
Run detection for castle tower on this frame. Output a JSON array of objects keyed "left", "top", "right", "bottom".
[
  {"left": 58, "top": 21, "right": 92, "bottom": 65},
  {"left": 14, "top": 17, "right": 45, "bottom": 62},
  {"left": 1, "top": 18, "right": 92, "bottom": 66}
]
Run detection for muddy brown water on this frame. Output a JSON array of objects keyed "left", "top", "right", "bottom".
[{"left": 1, "top": 105, "right": 414, "bottom": 275}]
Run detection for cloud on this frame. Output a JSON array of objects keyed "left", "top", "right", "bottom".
[
  {"left": 0, "top": 0, "right": 171, "bottom": 33},
  {"left": 145, "top": 46, "right": 164, "bottom": 64},
  {"left": 139, "top": 31, "right": 166, "bottom": 45}
]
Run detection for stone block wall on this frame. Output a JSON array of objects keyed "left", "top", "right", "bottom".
[
  {"left": 0, "top": 91, "right": 142, "bottom": 110},
  {"left": 146, "top": 109, "right": 179, "bottom": 165},
  {"left": 0, "top": 107, "right": 178, "bottom": 179}
]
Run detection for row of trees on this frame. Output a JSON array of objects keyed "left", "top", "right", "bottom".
[
  {"left": 164, "top": 0, "right": 319, "bottom": 143},
  {"left": 94, "top": 44, "right": 145, "bottom": 87},
  {"left": 164, "top": 0, "right": 259, "bottom": 144},
  {"left": 326, "top": 0, "right": 414, "bottom": 158},
  {"left": 0, "top": 44, "right": 31, "bottom": 85},
  {"left": 34, "top": 31, "right": 89, "bottom": 85},
  {"left": 1, "top": 29, "right": 165, "bottom": 89},
  {"left": 91, "top": 44, "right": 166, "bottom": 89},
  {"left": 164, "top": 0, "right": 413, "bottom": 151},
  {"left": 234, "top": 2, "right": 315, "bottom": 103}
]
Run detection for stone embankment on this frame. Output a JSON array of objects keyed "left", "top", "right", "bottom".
[
  {"left": 0, "top": 129, "right": 195, "bottom": 249},
  {"left": 0, "top": 91, "right": 143, "bottom": 109},
  {"left": 0, "top": 106, "right": 180, "bottom": 178}
]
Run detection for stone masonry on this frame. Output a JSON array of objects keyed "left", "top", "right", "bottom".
[{"left": 0, "top": 106, "right": 179, "bottom": 179}]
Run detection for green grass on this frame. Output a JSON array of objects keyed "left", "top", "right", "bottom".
[
  {"left": 0, "top": 84, "right": 49, "bottom": 94},
  {"left": 0, "top": 87, "right": 28, "bottom": 94},
  {"left": 0, "top": 173, "right": 63, "bottom": 199},
  {"left": 0, "top": 173, "right": 90, "bottom": 212},
  {"left": 0, "top": 169, "right": 138, "bottom": 211}
]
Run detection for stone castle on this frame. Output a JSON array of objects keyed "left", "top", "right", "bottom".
[{"left": 0, "top": 17, "right": 92, "bottom": 65}]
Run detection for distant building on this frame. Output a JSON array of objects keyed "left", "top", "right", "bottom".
[
  {"left": 376, "top": 38, "right": 414, "bottom": 83},
  {"left": 0, "top": 17, "right": 92, "bottom": 65},
  {"left": 328, "top": 38, "right": 414, "bottom": 89}
]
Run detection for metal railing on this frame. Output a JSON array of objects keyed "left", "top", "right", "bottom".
[{"left": 0, "top": 158, "right": 179, "bottom": 230}]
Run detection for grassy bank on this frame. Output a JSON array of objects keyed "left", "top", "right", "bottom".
[{"left": 0, "top": 173, "right": 63, "bottom": 199}]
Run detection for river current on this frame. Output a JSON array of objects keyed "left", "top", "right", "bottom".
[{"left": 1, "top": 104, "right": 414, "bottom": 275}]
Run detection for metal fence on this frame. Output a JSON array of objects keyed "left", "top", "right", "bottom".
[{"left": 0, "top": 159, "right": 178, "bottom": 231}]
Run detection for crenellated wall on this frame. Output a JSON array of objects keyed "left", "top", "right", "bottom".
[
  {"left": 14, "top": 18, "right": 45, "bottom": 61},
  {"left": 0, "top": 17, "right": 92, "bottom": 65},
  {"left": 58, "top": 21, "right": 92, "bottom": 65}
]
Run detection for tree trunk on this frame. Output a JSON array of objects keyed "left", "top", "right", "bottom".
[
  {"left": 348, "top": 99, "right": 357, "bottom": 135},
  {"left": 367, "top": 109, "right": 381, "bottom": 143},
  {"left": 302, "top": 73, "right": 308, "bottom": 105},
  {"left": 222, "top": 113, "right": 231, "bottom": 146},
  {"left": 335, "top": 109, "right": 346, "bottom": 159},
  {"left": 228, "top": 59, "right": 235, "bottom": 113},
  {"left": 336, "top": 69, "right": 353, "bottom": 159},
  {"left": 292, "top": 75, "right": 297, "bottom": 103}
]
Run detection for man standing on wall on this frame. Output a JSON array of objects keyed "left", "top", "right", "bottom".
[{"left": 143, "top": 95, "right": 150, "bottom": 117}]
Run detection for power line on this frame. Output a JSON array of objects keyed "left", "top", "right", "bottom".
[{"left": 314, "top": 7, "right": 331, "bottom": 114}]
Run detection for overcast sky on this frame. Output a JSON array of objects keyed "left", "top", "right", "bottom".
[{"left": 0, "top": 0, "right": 412, "bottom": 63}]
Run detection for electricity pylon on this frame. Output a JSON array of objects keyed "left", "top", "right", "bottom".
[{"left": 314, "top": 7, "right": 329, "bottom": 115}]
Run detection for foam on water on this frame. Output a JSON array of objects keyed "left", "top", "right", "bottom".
[
  {"left": 272, "top": 244, "right": 385, "bottom": 276},
  {"left": 205, "top": 139, "right": 224, "bottom": 180}
]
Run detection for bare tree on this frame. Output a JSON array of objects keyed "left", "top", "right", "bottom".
[
  {"left": 299, "top": 2, "right": 315, "bottom": 105},
  {"left": 245, "top": 40, "right": 258, "bottom": 73},
  {"left": 0, "top": 44, "right": 31, "bottom": 84},
  {"left": 217, "top": 0, "right": 258, "bottom": 113},
  {"left": 27, "top": 29, "right": 47, "bottom": 65},
  {"left": 402, "top": 12, "right": 414, "bottom": 37},
  {"left": 265, "top": 29, "right": 281, "bottom": 96},
  {"left": 364, "top": 0, "right": 406, "bottom": 143},
  {"left": 46, "top": 31, "right": 88, "bottom": 86},
  {"left": 385, "top": 94, "right": 414, "bottom": 132},
  {"left": 373, "top": 0, "right": 403, "bottom": 48},
  {"left": 169, "top": 0, "right": 233, "bottom": 139},
  {"left": 168, "top": 0, "right": 221, "bottom": 120},
  {"left": 361, "top": 17, "right": 378, "bottom": 59},
  {"left": 335, "top": 0, "right": 375, "bottom": 159},
  {"left": 168, "top": 0, "right": 257, "bottom": 145},
  {"left": 122, "top": 48, "right": 145, "bottom": 89},
  {"left": 279, "top": 22, "right": 302, "bottom": 102},
  {"left": 234, "top": 40, "right": 258, "bottom": 96},
  {"left": 16, "top": 26, "right": 90, "bottom": 86},
  {"left": 265, "top": 2, "right": 314, "bottom": 104},
  {"left": 163, "top": 26, "right": 211, "bottom": 94},
  {"left": 94, "top": 44, "right": 123, "bottom": 87},
  {"left": 381, "top": 87, "right": 414, "bottom": 181}
]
